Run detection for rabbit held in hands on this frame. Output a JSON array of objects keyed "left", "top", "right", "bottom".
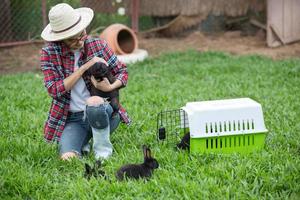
[
  {"left": 86, "top": 62, "right": 120, "bottom": 113},
  {"left": 116, "top": 145, "right": 159, "bottom": 181}
]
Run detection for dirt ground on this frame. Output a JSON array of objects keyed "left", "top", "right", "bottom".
[{"left": 0, "top": 31, "right": 299, "bottom": 75}]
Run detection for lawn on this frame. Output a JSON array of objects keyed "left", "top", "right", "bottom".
[{"left": 0, "top": 50, "right": 299, "bottom": 199}]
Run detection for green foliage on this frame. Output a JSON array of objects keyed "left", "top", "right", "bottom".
[
  {"left": 10, "top": 0, "right": 43, "bottom": 40},
  {"left": 89, "top": 13, "right": 130, "bottom": 35},
  {"left": 89, "top": 14, "right": 154, "bottom": 35},
  {"left": 139, "top": 16, "right": 156, "bottom": 31},
  {"left": 0, "top": 51, "right": 300, "bottom": 199},
  {"left": 9, "top": 0, "right": 154, "bottom": 41},
  {"left": 47, "top": 0, "right": 81, "bottom": 8}
]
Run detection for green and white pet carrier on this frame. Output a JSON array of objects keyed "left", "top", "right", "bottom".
[{"left": 157, "top": 98, "right": 268, "bottom": 154}]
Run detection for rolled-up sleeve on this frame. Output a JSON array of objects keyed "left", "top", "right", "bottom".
[
  {"left": 40, "top": 49, "right": 66, "bottom": 98},
  {"left": 99, "top": 40, "right": 128, "bottom": 87}
]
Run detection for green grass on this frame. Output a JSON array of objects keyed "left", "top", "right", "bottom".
[{"left": 0, "top": 51, "right": 300, "bottom": 199}]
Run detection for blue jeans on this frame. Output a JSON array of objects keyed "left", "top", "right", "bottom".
[{"left": 59, "top": 103, "right": 120, "bottom": 159}]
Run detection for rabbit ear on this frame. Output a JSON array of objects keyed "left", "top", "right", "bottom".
[
  {"left": 95, "top": 160, "right": 102, "bottom": 169},
  {"left": 145, "top": 148, "right": 151, "bottom": 158},
  {"left": 85, "top": 163, "right": 92, "bottom": 174},
  {"left": 142, "top": 145, "right": 147, "bottom": 156},
  {"left": 142, "top": 145, "right": 152, "bottom": 158}
]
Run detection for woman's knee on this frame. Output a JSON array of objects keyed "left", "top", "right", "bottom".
[
  {"left": 86, "top": 103, "right": 111, "bottom": 129},
  {"left": 86, "top": 96, "right": 105, "bottom": 106}
]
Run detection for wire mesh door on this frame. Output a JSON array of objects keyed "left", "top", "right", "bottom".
[{"left": 156, "top": 109, "right": 189, "bottom": 144}]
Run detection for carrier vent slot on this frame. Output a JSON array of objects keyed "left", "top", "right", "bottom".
[
  {"left": 207, "top": 119, "right": 255, "bottom": 133},
  {"left": 233, "top": 121, "right": 236, "bottom": 131},
  {"left": 248, "top": 135, "right": 250, "bottom": 145},
  {"left": 214, "top": 122, "right": 218, "bottom": 133}
]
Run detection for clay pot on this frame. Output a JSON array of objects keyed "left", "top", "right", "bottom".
[{"left": 100, "top": 24, "right": 138, "bottom": 55}]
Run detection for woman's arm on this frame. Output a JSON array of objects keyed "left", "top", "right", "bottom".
[
  {"left": 63, "top": 57, "right": 104, "bottom": 91},
  {"left": 90, "top": 76, "right": 122, "bottom": 92},
  {"left": 40, "top": 48, "right": 103, "bottom": 98},
  {"left": 40, "top": 49, "right": 66, "bottom": 98}
]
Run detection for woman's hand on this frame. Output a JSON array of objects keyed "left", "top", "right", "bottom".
[
  {"left": 81, "top": 57, "right": 108, "bottom": 73},
  {"left": 91, "top": 76, "right": 113, "bottom": 92},
  {"left": 64, "top": 57, "right": 107, "bottom": 91}
]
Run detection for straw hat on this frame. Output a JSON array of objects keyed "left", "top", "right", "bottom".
[{"left": 41, "top": 3, "right": 94, "bottom": 41}]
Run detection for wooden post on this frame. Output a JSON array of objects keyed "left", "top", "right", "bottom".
[
  {"left": 42, "top": 0, "right": 47, "bottom": 28},
  {"left": 131, "top": 0, "right": 139, "bottom": 32}
]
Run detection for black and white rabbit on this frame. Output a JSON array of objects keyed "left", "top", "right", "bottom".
[
  {"left": 116, "top": 145, "right": 159, "bottom": 180},
  {"left": 176, "top": 132, "right": 190, "bottom": 150},
  {"left": 84, "top": 160, "right": 107, "bottom": 180}
]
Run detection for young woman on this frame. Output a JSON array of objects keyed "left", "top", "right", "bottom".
[{"left": 40, "top": 3, "right": 130, "bottom": 160}]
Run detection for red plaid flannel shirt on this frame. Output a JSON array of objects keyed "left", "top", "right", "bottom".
[{"left": 40, "top": 37, "right": 131, "bottom": 142}]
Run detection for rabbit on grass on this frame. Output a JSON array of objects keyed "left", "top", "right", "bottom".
[
  {"left": 116, "top": 145, "right": 159, "bottom": 181},
  {"left": 176, "top": 132, "right": 190, "bottom": 150}
]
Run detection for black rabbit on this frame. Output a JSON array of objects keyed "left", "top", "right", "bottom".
[
  {"left": 86, "top": 62, "right": 120, "bottom": 114},
  {"left": 176, "top": 132, "right": 190, "bottom": 150},
  {"left": 116, "top": 145, "right": 159, "bottom": 181},
  {"left": 84, "top": 160, "right": 107, "bottom": 180}
]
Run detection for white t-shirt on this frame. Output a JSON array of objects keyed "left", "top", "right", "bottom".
[{"left": 69, "top": 50, "right": 90, "bottom": 112}]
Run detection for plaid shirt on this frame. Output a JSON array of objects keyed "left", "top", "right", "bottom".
[{"left": 40, "top": 37, "right": 130, "bottom": 142}]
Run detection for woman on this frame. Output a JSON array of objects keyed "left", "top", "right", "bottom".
[{"left": 40, "top": 3, "right": 130, "bottom": 160}]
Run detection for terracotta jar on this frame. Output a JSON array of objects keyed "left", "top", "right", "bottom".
[{"left": 100, "top": 23, "right": 138, "bottom": 55}]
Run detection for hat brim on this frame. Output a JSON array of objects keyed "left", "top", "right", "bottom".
[{"left": 41, "top": 7, "right": 94, "bottom": 42}]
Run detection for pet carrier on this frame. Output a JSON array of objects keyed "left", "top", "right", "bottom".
[
  {"left": 157, "top": 98, "right": 268, "bottom": 154},
  {"left": 157, "top": 109, "right": 189, "bottom": 144}
]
